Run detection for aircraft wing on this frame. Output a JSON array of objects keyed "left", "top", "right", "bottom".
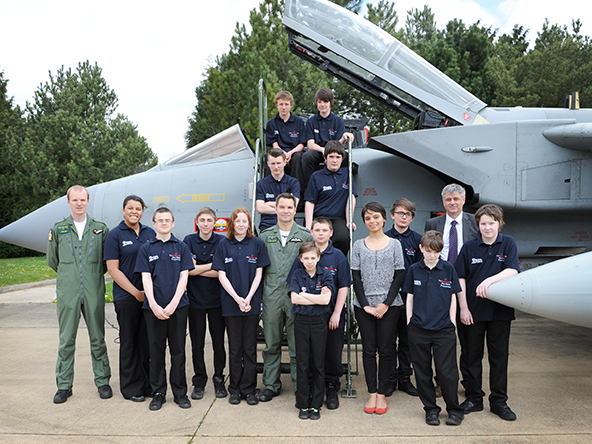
[{"left": 282, "top": 0, "right": 487, "bottom": 124}]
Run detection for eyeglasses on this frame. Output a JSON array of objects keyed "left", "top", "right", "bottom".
[
  {"left": 393, "top": 211, "right": 413, "bottom": 218},
  {"left": 154, "top": 219, "right": 172, "bottom": 224}
]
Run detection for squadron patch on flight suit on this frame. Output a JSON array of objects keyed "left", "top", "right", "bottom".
[
  {"left": 57, "top": 225, "right": 70, "bottom": 234},
  {"left": 290, "top": 238, "right": 303, "bottom": 243},
  {"left": 267, "top": 235, "right": 278, "bottom": 243},
  {"left": 93, "top": 229, "right": 103, "bottom": 234},
  {"left": 48, "top": 230, "right": 53, "bottom": 242}
]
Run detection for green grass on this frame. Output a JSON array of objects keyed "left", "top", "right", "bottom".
[
  {"left": 0, "top": 256, "right": 56, "bottom": 287},
  {"left": 0, "top": 256, "right": 114, "bottom": 303}
]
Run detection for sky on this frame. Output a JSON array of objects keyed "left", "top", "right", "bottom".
[{"left": 1, "top": 0, "right": 587, "bottom": 162}]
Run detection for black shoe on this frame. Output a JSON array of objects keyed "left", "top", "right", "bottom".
[
  {"left": 445, "top": 411, "right": 464, "bottom": 426},
  {"left": 149, "top": 393, "right": 166, "bottom": 410},
  {"left": 229, "top": 393, "right": 241, "bottom": 405},
  {"left": 258, "top": 388, "right": 278, "bottom": 402},
  {"left": 326, "top": 385, "right": 339, "bottom": 410},
  {"left": 385, "top": 379, "right": 397, "bottom": 397},
  {"left": 53, "top": 389, "right": 72, "bottom": 404},
  {"left": 245, "top": 393, "right": 259, "bottom": 405},
  {"left": 309, "top": 408, "right": 320, "bottom": 420},
  {"left": 174, "top": 396, "right": 191, "bottom": 409},
  {"left": 214, "top": 382, "right": 227, "bottom": 398},
  {"left": 98, "top": 385, "right": 113, "bottom": 399},
  {"left": 460, "top": 399, "right": 484, "bottom": 414},
  {"left": 491, "top": 404, "right": 517, "bottom": 421},
  {"left": 130, "top": 395, "right": 145, "bottom": 402},
  {"left": 398, "top": 378, "right": 419, "bottom": 396},
  {"left": 425, "top": 411, "right": 440, "bottom": 426},
  {"left": 191, "top": 386, "right": 204, "bottom": 400},
  {"left": 298, "top": 408, "right": 309, "bottom": 419}
]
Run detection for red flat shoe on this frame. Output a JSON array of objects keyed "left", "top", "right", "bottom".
[
  {"left": 375, "top": 399, "right": 388, "bottom": 415},
  {"left": 365, "top": 405, "right": 376, "bottom": 414}
]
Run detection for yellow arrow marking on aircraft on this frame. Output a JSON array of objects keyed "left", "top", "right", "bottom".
[{"left": 177, "top": 193, "right": 226, "bottom": 203}]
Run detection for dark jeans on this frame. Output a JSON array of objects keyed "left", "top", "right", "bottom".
[
  {"left": 188, "top": 307, "right": 226, "bottom": 388},
  {"left": 354, "top": 305, "right": 399, "bottom": 394},
  {"left": 114, "top": 299, "right": 150, "bottom": 398},
  {"left": 462, "top": 320, "right": 512, "bottom": 407},
  {"left": 226, "top": 315, "right": 258, "bottom": 397},
  {"left": 408, "top": 323, "right": 462, "bottom": 414},
  {"left": 144, "top": 305, "right": 189, "bottom": 399},
  {"left": 295, "top": 314, "right": 328, "bottom": 409},
  {"left": 325, "top": 324, "right": 345, "bottom": 389}
]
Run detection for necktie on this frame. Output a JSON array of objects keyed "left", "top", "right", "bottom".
[{"left": 448, "top": 220, "right": 458, "bottom": 265}]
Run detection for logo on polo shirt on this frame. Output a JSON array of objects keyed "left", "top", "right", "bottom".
[
  {"left": 122, "top": 240, "right": 133, "bottom": 247},
  {"left": 170, "top": 254, "right": 181, "bottom": 261},
  {"left": 497, "top": 254, "right": 507, "bottom": 262},
  {"left": 439, "top": 280, "right": 452, "bottom": 289},
  {"left": 225, "top": 257, "right": 233, "bottom": 263},
  {"left": 265, "top": 193, "right": 275, "bottom": 200},
  {"left": 325, "top": 266, "right": 336, "bottom": 275},
  {"left": 471, "top": 257, "right": 483, "bottom": 264},
  {"left": 149, "top": 255, "right": 159, "bottom": 262},
  {"left": 273, "top": 130, "right": 279, "bottom": 135},
  {"left": 405, "top": 248, "right": 416, "bottom": 257},
  {"left": 246, "top": 255, "right": 258, "bottom": 264},
  {"left": 289, "top": 131, "right": 299, "bottom": 138},
  {"left": 414, "top": 280, "right": 421, "bottom": 286},
  {"left": 301, "top": 286, "right": 307, "bottom": 292},
  {"left": 314, "top": 129, "right": 319, "bottom": 134},
  {"left": 316, "top": 282, "right": 323, "bottom": 290},
  {"left": 322, "top": 185, "right": 333, "bottom": 192},
  {"left": 329, "top": 129, "right": 336, "bottom": 136},
  {"left": 341, "top": 182, "right": 349, "bottom": 190}
]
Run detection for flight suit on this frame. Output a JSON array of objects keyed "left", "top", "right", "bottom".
[
  {"left": 261, "top": 223, "right": 313, "bottom": 392},
  {"left": 47, "top": 215, "right": 111, "bottom": 390}
]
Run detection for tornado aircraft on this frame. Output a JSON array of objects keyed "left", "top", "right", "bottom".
[{"left": 1, "top": 0, "right": 591, "bottom": 327}]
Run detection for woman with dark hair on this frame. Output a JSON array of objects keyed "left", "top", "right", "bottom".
[
  {"left": 351, "top": 201, "right": 405, "bottom": 415},
  {"left": 104, "top": 195, "right": 155, "bottom": 401},
  {"left": 212, "top": 207, "right": 270, "bottom": 405}
]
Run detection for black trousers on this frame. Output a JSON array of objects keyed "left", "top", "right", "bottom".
[
  {"left": 324, "top": 323, "right": 345, "bottom": 390},
  {"left": 188, "top": 307, "right": 226, "bottom": 388},
  {"left": 390, "top": 303, "right": 413, "bottom": 380},
  {"left": 295, "top": 314, "right": 328, "bottom": 409},
  {"left": 226, "top": 315, "right": 258, "bottom": 397},
  {"left": 462, "top": 320, "right": 512, "bottom": 407},
  {"left": 354, "top": 305, "right": 399, "bottom": 394},
  {"left": 114, "top": 299, "right": 151, "bottom": 398},
  {"left": 408, "top": 323, "right": 462, "bottom": 414},
  {"left": 301, "top": 150, "right": 350, "bottom": 196},
  {"left": 327, "top": 217, "right": 351, "bottom": 257},
  {"left": 144, "top": 305, "right": 189, "bottom": 399},
  {"left": 456, "top": 311, "right": 469, "bottom": 389}
]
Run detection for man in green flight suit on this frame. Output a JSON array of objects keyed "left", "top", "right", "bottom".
[
  {"left": 259, "top": 193, "right": 313, "bottom": 402},
  {"left": 47, "top": 185, "right": 112, "bottom": 404}
]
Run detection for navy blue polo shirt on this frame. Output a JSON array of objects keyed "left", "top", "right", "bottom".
[
  {"left": 212, "top": 236, "right": 271, "bottom": 317},
  {"left": 304, "top": 166, "right": 358, "bottom": 218},
  {"left": 385, "top": 226, "right": 422, "bottom": 300},
  {"left": 305, "top": 112, "right": 346, "bottom": 147},
  {"left": 403, "top": 259, "right": 461, "bottom": 330},
  {"left": 266, "top": 112, "right": 306, "bottom": 150},
  {"left": 455, "top": 233, "right": 520, "bottom": 322},
  {"left": 256, "top": 173, "right": 301, "bottom": 229},
  {"left": 287, "top": 241, "right": 352, "bottom": 327},
  {"left": 289, "top": 267, "right": 334, "bottom": 317},
  {"left": 135, "top": 234, "right": 193, "bottom": 310},
  {"left": 104, "top": 221, "right": 155, "bottom": 302},
  {"left": 183, "top": 232, "right": 223, "bottom": 310}
]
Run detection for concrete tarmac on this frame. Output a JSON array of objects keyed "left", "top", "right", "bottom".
[{"left": 1, "top": 283, "right": 591, "bottom": 444}]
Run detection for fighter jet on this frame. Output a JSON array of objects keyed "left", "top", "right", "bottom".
[{"left": 1, "top": 0, "right": 591, "bottom": 327}]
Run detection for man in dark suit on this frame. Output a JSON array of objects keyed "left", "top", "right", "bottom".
[{"left": 424, "top": 183, "right": 478, "bottom": 396}]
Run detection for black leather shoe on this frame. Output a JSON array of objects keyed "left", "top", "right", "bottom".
[
  {"left": 491, "top": 404, "right": 517, "bottom": 421},
  {"left": 425, "top": 411, "right": 440, "bottom": 426},
  {"left": 384, "top": 379, "right": 397, "bottom": 397},
  {"left": 460, "top": 399, "right": 484, "bottom": 414},
  {"left": 98, "top": 385, "right": 113, "bottom": 399},
  {"left": 53, "top": 389, "right": 72, "bottom": 404},
  {"left": 258, "top": 388, "right": 278, "bottom": 402},
  {"left": 398, "top": 378, "right": 419, "bottom": 396},
  {"left": 445, "top": 411, "right": 464, "bottom": 426},
  {"left": 245, "top": 393, "right": 259, "bottom": 405},
  {"left": 175, "top": 396, "right": 192, "bottom": 409},
  {"left": 326, "top": 385, "right": 339, "bottom": 409},
  {"left": 309, "top": 408, "right": 321, "bottom": 420},
  {"left": 298, "top": 408, "right": 309, "bottom": 419},
  {"left": 130, "top": 395, "right": 145, "bottom": 402},
  {"left": 149, "top": 393, "right": 166, "bottom": 410},
  {"left": 229, "top": 393, "right": 241, "bottom": 405},
  {"left": 214, "top": 382, "right": 227, "bottom": 398},
  {"left": 191, "top": 386, "right": 204, "bottom": 400}
]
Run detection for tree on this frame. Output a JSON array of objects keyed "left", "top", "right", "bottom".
[{"left": 4, "top": 61, "right": 157, "bottom": 230}]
